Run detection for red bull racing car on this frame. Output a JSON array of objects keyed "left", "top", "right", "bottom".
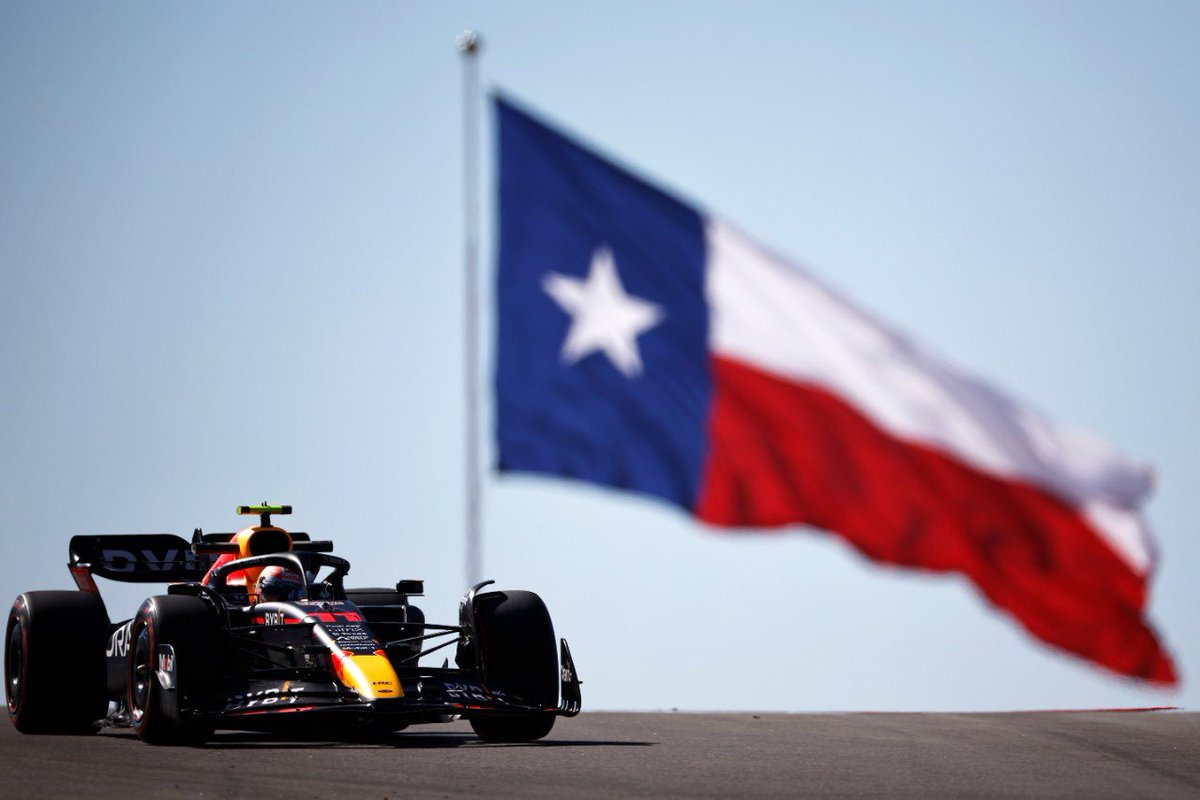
[{"left": 5, "top": 505, "right": 581, "bottom": 744}]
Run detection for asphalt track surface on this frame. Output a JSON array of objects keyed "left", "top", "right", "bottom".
[{"left": 4, "top": 711, "right": 1198, "bottom": 798}]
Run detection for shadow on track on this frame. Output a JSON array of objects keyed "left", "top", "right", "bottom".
[{"left": 101, "top": 730, "right": 654, "bottom": 750}]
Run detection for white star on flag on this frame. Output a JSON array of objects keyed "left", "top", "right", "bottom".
[{"left": 542, "top": 247, "right": 664, "bottom": 378}]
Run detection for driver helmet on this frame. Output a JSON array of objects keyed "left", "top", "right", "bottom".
[{"left": 256, "top": 565, "right": 304, "bottom": 602}]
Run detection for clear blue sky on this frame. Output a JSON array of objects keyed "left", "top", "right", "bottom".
[{"left": 1, "top": 1, "right": 1196, "bottom": 711}]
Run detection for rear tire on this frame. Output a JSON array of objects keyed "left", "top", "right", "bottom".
[
  {"left": 6, "top": 591, "right": 108, "bottom": 734},
  {"left": 128, "top": 595, "right": 222, "bottom": 745},
  {"left": 468, "top": 590, "right": 558, "bottom": 743}
]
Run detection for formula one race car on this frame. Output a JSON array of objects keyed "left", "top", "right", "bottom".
[{"left": 5, "top": 505, "right": 580, "bottom": 744}]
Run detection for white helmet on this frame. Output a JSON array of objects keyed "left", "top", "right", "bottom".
[{"left": 256, "top": 565, "right": 304, "bottom": 602}]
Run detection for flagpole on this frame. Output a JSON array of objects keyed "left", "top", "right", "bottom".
[{"left": 457, "top": 30, "right": 483, "bottom": 587}]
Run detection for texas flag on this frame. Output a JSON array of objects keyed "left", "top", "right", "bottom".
[{"left": 493, "top": 95, "right": 1175, "bottom": 684}]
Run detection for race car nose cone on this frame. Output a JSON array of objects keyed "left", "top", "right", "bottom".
[{"left": 332, "top": 652, "right": 402, "bottom": 701}]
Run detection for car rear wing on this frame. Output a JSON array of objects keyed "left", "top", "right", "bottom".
[{"left": 67, "top": 530, "right": 317, "bottom": 590}]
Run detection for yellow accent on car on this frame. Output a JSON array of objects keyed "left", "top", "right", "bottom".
[
  {"left": 237, "top": 505, "right": 292, "bottom": 515},
  {"left": 335, "top": 653, "right": 403, "bottom": 701}
]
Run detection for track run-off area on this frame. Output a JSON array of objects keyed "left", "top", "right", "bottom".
[{"left": 4, "top": 710, "right": 1198, "bottom": 798}]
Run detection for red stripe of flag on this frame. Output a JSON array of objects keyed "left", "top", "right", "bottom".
[{"left": 697, "top": 356, "right": 1176, "bottom": 684}]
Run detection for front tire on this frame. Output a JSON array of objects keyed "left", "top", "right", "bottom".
[
  {"left": 6, "top": 591, "right": 108, "bottom": 734},
  {"left": 128, "top": 595, "right": 222, "bottom": 745},
  {"left": 468, "top": 590, "right": 558, "bottom": 743}
]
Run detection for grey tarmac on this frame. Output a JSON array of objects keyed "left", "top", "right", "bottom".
[{"left": 3, "top": 710, "right": 1197, "bottom": 798}]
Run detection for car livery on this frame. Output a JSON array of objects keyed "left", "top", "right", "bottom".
[{"left": 5, "top": 505, "right": 580, "bottom": 744}]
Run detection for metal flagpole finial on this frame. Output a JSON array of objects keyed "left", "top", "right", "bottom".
[{"left": 456, "top": 30, "right": 482, "bottom": 55}]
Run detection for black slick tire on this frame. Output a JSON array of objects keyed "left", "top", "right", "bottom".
[
  {"left": 128, "top": 595, "right": 222, "bottom": 745},
  {"left": 468, "top": 590, "right": 558, "bottom": 743},
  {"left": 5, "top": 591, "right": 108, "bottom": 734}
]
